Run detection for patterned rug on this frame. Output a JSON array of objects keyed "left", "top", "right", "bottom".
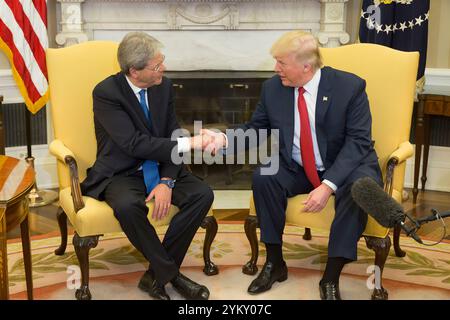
[{"left": 6, "top": 223, "right": 450, "bottom": 300}]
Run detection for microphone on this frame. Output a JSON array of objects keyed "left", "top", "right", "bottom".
[{"left": 351, "top": 177, "right": 423, "bottom": 244}]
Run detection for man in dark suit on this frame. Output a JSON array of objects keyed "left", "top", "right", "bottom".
[
  {"left": 203, "top": 31, "right": 382, "bottom": 299},
  {"left": 80, "top": 31, "right": 214, "bottom": 300}
]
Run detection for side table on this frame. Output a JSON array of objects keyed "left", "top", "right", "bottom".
[
  {"left": 413, "top": 94, "right": 450, "bottom": 203},
  {"left": 0, "top": 155, "right": 35, "bottom": 300}
]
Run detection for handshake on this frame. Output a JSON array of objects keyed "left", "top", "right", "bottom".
[{"left": 190, "top": 128, "right": 227, "bottom": 155}]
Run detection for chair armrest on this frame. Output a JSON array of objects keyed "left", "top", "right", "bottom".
[
  {"left": 49, "top": 139, "right": 75, "bottom": 162},
  {"left": 384, "top": 141, "right": 413, "bottom": 196},
  {"left": 49, "top": 140, "right": 85, "bottom": 212},
  {"left": 388, "top": 141, "right": 414, "bottom": 164}
]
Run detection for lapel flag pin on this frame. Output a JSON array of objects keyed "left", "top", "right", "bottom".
[{"left": 323, "top": 96, "right": 328, "bottom": 102}]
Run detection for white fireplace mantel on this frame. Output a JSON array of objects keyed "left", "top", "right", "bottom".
[{"left": 56, "top": 0, "right": 349, "bottom": 70}]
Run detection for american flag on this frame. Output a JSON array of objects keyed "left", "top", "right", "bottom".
[{"left": 0, "top": 0, "right": 49, "bottom": 114}]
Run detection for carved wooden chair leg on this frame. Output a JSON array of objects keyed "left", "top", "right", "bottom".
[
  {"left": 303, "top": 227, "right": 312, "bottom": 240},
  {"left": 393, "top": 225, "right": 406, "bottom": 257},
  {"left": 242, "top": 215, "right": 259, "bottom": 275},
  {"left": 201, "top": 215, "right": 219, "bottom": 276},
  {"left": 73, "top": 233, "right": 99, "bottom": 300},
  {"left": 364, "top": 235, "right": 391, "bottom": 300},
  {"left": 54, "top": 207, "right": 68, "bottom": 255}
]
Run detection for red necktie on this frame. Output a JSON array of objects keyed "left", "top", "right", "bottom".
[{"left": 298, "top": 87, "right": 321, "bottom": 188}]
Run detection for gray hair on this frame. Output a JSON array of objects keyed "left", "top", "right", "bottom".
[{"left": 117, "top": 31, "right": 163, "bottom": 74}]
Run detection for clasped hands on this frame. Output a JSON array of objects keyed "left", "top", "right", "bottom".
[{"left": 190, "top": 128, "right": 226, "bottom": 155}]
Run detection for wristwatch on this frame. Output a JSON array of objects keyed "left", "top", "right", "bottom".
[{"left": 159, "top": 179, "right": 175, "bottom": 189}]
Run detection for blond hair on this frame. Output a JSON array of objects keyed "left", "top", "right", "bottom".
[{"left": 270, "top": 31, "right": 323, "bottom": 71}]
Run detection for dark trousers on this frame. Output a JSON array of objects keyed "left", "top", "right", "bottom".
[
  {"left": 252, "top": 159, "right": 368, "bottom": 261},
  {"left": 103, "top": 171, "right": 214, "bottom": 285}
]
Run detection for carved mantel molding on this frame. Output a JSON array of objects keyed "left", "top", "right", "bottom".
[
  {"left": 56, "top": 0, "right": 88, "bottom": 46},
  {"left": 55, "top": 0, "right": 349, "bottom": 69},
  {"left": 167, "top": 3, "right": 239, "bottom": 30},
  {"left": 318, "top": 0, "right": 350, "bottom": 47},
  {"left": 56, "top": 0, "right": 349, "bottom": 45}
]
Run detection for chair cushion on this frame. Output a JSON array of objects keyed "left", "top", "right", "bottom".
[
  {"left": 59, "top": 187, "right": 213, "bottom": 237},
  {"left": 249, "top": 191, "right": 397, "bottom": 239}
]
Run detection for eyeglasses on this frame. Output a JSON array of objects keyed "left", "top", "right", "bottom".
[{"left": 145, "top": 55, "right": 165, "bottom": 72}]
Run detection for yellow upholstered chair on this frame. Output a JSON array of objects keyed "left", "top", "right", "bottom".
[
  {"left": 46, "top": 41, "right": 218, "bottom": 300},
  {"left": 243, "top": 44, "right": 419, "bottom": 300}
]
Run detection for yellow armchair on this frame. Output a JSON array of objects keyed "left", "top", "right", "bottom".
[
  {"left": 46, "top": 41, "right": 218, "bottom": 300},
  {"left": 243, "top": 43, "right": 418, "bottom": 300}
]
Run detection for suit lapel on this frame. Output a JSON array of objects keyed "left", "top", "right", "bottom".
[
  {"left": 117, "top": 73, "right": 152, "bottom": 132},
  {"left": 282, "top": 86, "right": 295, "bottom": 166},
  {"left": 315, "top": 67, "right": 333, "bottom": 163},
  {"left": 147, "top": 85, "right": 162, "bottom": 136}
]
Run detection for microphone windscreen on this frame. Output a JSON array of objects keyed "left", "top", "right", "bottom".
[{"left": 351, "top": 177, "right": 405, "bottom": 228}]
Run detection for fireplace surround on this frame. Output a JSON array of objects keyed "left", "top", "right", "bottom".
[{"left": 168, "top": 71, "right": 271, "bottom": 189}]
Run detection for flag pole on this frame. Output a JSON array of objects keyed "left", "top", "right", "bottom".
[
  {"left": 25, "top": 108, "right": 58, "bottom": 207},
  {"left": 0, "top": 95, "right": 4, "bottom": 155}
]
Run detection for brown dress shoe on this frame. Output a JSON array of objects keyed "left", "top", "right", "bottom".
[
  {"left": 138, "top": 270, "right": 170, "bottom": 300},
  {"left": 247, "top": 261, "right": 288, "bottom": 294},
  {"left": 319, "top": 280, "right": 342, "bottom": 300}
]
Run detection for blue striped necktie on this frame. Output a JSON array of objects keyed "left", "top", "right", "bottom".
[{"left": 138, "top": 89, "right": 160, "bottom": 193}]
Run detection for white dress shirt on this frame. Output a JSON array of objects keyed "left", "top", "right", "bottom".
[
  {"left": 126, "top": 76, "right": 148, "bottom": 109},
  {"left": 292, "top": 69, "right": 337, "bottom": 192}
]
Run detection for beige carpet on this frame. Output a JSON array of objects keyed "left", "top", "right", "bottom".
[{"left": 6, "top": 223, "right": 450, "bottom": 300}]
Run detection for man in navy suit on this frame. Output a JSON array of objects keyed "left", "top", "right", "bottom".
[
  {"left": 203, "top": 31, "right": 382, "bottom": 299},
  {"left": 81, "top": 32, "right": 214, "bottom": 300}
]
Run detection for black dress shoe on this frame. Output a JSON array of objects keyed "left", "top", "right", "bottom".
[
  {"left": 247, "top": 261, "right": 288, "bottom": 294},
  {"left": 138, "top": 270, "right": 170, "bottom": 300},
  {"left": 170, "top": 273, "right": 210, "bottom": 300},
  {"left": 319, "top": 280, "right": 341, "bottom": 300}
]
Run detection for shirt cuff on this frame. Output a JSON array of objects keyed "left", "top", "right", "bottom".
[
  {"left": 217, "top": 133, "right": 229, "bottom": 156},
  {"left": 177, "top": 137, "right": 191, "bottom": 153},
  {"left": 322, "top": 179, "right": 337, "bottom": 192},
  {"left": 221, "top": 132, "right": 228, "bottom": 149}
]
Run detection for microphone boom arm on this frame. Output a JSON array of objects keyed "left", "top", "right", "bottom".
[{"left": 416, "top": 209, "right": 450, "bottom": 226}]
